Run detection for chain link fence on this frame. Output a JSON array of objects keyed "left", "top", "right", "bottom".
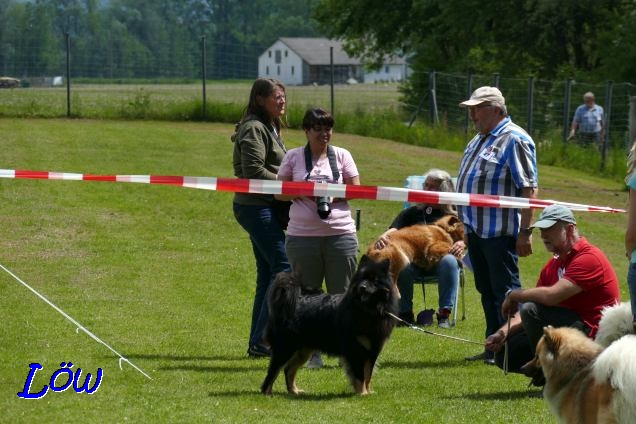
[{"left": 405, "top": 70, "right": 636, "bottom": 149}]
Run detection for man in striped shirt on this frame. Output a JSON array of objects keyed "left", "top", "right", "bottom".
[{"left": 456, "top": 86, "right": 539, "bottom": 364}]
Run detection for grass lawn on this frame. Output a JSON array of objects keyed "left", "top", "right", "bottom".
[
  {"left": 0, "top": 82, "right": 402, "bottom": 119},
  {"left": 0, "top": 118, "right": 629, "bottom": 423}
]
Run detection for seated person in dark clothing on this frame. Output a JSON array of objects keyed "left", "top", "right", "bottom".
[{"left": 374, "top": 169, "right": 465, "bottom": 328}]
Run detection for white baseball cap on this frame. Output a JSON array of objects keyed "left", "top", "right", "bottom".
[{"left": 459, "top": 86, "right": 506, "bottom": 111}]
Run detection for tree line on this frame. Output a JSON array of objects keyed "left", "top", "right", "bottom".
[
  {"left": 0, "top": 0, "right": 322, "bottom": 80},
  {"left": 313, "top": 0, "right": 636, "bottom": 105},
  {"left": 1, "top": 0, "right": 634, "bottom": 90}
]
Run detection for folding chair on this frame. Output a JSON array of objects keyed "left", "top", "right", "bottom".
[
  {"left": 413, "top": 264, "right": 466, "bottom": 325},
  {"left": 405, "top": 174, "right": 467, "bottom": 325}
]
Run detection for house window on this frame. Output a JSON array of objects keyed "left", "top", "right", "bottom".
[
  {"left": 291, "top": 66, "right": 295, "bottom": 76},
  {"left": 385, "top": 65, "right": 389, "bottom": 73},
  {"left": 266, "top": 66, "right": 270, "bottom": 75},
  {"left": 277, "top": 65, "right": 280, "bottom": 75},
  {"left": 285, "top": 50, "right": 288, "bottom": 57},
  {"left": 268, "top": 51, "right": 271, "bottom": 58},
  {"left": 275, "top": 50, "right": 281, "bottom": 64}
]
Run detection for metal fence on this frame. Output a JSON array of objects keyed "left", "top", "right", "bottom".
[
  {"left": 4, "top": 33, "right": 636, "bottom": 152},
  {"left": 405, "top": 70, "right": 636, "bottom": 149}
]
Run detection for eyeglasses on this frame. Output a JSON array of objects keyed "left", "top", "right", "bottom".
[{"left": 310, "top": 126, "right": 333, "bottom": 133}]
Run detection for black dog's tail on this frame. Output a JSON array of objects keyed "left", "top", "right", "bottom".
[{"left": 267, "top": 271, "right": 302, "bottom": 328}]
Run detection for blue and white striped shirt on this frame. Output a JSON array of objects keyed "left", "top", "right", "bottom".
[{"left": 456, "top": 116, "right": 538, "bottom": 238}]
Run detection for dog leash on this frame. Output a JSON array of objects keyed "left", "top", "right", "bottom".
[{"left": 387, "top": 312, "right": 482, "bottom": 345}]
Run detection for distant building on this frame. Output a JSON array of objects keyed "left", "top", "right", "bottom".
[{"left": 258, "top": 37, "right": 409, "bottom": 85}]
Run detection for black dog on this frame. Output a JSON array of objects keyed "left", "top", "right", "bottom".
[{"left": 260, "top": 255, "right": 397, "bottom": 395}]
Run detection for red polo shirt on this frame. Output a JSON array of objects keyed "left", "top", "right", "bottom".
[{"left": 536, "top": 237, "right": 620, "bottom": 337}]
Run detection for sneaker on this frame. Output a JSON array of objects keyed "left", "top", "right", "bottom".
[
  {"left": 437, "top": 316, "right": 451, "bottom": 329},
  {"left": 396, "top": 311, "right": 415, "bottom": 327},
  {"left": 306, "top": 352, "right": 324, "bottom": 369},
  {"left": 247, "top": 344, "right": 271, "bottom": 358},
  {"left": 436, "top": 309, "right": 452, "bottom": 329}
]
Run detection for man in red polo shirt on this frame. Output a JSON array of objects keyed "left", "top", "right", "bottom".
[{"left": 484, "top": 204, "right": 620, "bottom": 375}]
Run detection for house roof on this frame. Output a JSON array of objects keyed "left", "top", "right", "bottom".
[
  {"left": 278, "top": 37, "right": 361, "bottom": 66},
  {"left": 267, "top": 37, "right": 408, "bottom": 67}
]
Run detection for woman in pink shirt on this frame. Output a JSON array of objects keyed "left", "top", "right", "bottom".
[{"left": 277, "top": 107, "right": 361, "bottom": 298}]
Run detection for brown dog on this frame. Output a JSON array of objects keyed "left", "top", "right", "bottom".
[
  {"left": 366, "top": 215, "right": 465, "bottom": 295},
  {"left": 521, "top": 326, "right": 636, "bottom": 424}
]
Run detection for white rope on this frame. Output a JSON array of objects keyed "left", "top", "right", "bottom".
[
  {"left": 1, "top": 262, "right": 152, "bottom": 380},
  {"left": 388, "top": 312, "right": 482, "bottom": 345}
]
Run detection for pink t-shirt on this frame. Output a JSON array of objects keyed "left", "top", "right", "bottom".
[{"left": 278, "top": 145, "right": 359, "bottom": 236}]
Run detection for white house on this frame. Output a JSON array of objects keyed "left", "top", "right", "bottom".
[
  {"left": 258, "top": 38, "right": 409, "bottom": 85},
  {"left": 363, "top": 56, "right": 411, "bottom": 84}
]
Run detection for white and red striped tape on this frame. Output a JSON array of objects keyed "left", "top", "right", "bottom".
[{"left": 0, "top": 168, "right": 625, "bottom": 213}]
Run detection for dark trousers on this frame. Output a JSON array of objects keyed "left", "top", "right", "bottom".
[
  {"left": 233, "top": 203, "right": 290, "bottom": 348},
  {"left": 467, "top": 232, "right": 520, "bottom": 338},
  {"left": 494, "top": 301, "right": 589, "bottom": 374}
]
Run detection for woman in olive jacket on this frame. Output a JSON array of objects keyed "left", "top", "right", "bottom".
[{"left": 232, "top": 78, "right": 291, "bottom": 358}]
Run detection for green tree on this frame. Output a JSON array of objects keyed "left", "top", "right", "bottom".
[{"left": 314, "top": 0, "right": 631, "bottom": 105}]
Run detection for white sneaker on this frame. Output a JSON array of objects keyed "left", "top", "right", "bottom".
[{"left": 306, "top": 352, "right": 324, "bottom": 369}]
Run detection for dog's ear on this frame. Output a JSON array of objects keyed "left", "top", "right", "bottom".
[
  {"left": 542, "top": 326, "right": 560, "bottom": 355},
  {"left": 447, "top": 215, "right": 461, "bottom": 226}
]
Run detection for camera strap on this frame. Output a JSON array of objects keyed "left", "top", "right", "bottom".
[{"left": 303, "top": 144, "right": 340, "bottom": 182}]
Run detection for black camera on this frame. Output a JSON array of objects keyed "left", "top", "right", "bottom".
[{"left": 316, "top": 196, "right": 331, "bottom": 219}]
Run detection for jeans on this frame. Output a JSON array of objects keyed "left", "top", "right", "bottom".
[
  {"left": 397, "top": 254, "right": 460, "bottom": 313},
  {"left": 233, "top": 203, "right": 290, "bottom": 348},
  {"left": 627, "top": 262, "right": 636, "bottom": 321},
  {"left": 467, "top": 232, "right": 521, "bottom": 338}
]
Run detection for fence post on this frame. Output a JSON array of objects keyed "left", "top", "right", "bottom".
[
  {"left": 201, "top": 36, "right": 207, "bottom": 119},
  {"left": 330, "top": 47, "right": 335, "bottom": 117},
  {"left": 65, "top": 32, "right": 71, "bottom": 118},
  {"left": 630, "top": 97, "right": 636, "bottom": 149},
  {"left": 492, "top": 73, "right": 500, "bottom": 88},
  {"left": 601, "top": 80, "right": 613, "bottom": 170},
  {"left": 563, "top": 78, "right": 573, "bottom": 142},
  {"left": 407, "top": 70, "right": 430, "bottom": 128},
  {"left": 464, "top": 71, "right": 474, "bottom": 134},
  {"left": 527, "top": 76, "right": 535, "bottom": 135},
  {"left": 429, "top": 70, "right": 437, "bottom": 124}
]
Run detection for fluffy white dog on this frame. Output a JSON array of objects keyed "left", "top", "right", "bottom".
[
  {"left": 592, "top": 333, "right": 636, "bottom": 423},
  {"left": 595, "top": 302, "right": 634, "bottom": 347},
  {"left": 593, "top": 302, "right": 636, "bottom": 423}
]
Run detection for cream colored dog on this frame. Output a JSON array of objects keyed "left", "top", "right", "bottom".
[{"left": 522, "top": 324, "right": 636, "bottom": 424}]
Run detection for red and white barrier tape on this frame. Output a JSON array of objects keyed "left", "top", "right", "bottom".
[{"left": 0, "top": 168, "right": 625, "bottom": 213}]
